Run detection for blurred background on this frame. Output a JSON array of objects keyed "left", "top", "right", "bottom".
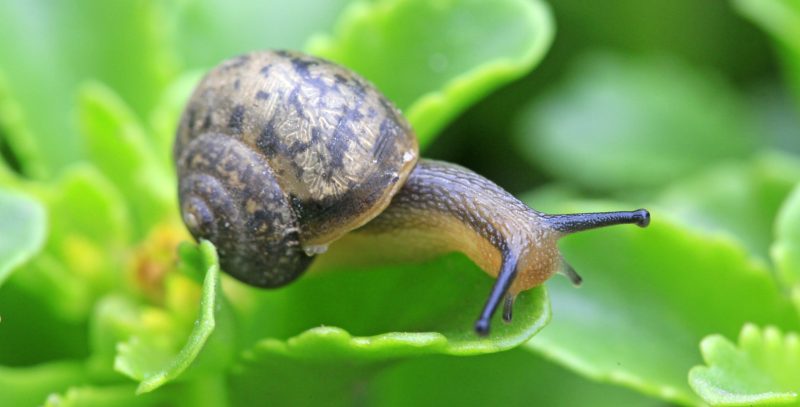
[
  {"left": 1, "top": 0, "right": 799, "bottom": 406},
  {"left": 433, "top": 0, "right": 798, "bottom": 194},
  {"left": 2, "top": 0, "right": 797, "bottom": 186}
]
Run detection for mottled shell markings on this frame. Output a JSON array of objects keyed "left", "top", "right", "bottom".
[{"left": 175, "top": 50, "right": 418, "bottom": 287}]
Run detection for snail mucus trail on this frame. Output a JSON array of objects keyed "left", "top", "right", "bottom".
[{"left": 174, "top": 50, "right": 651, "bottom": 336}]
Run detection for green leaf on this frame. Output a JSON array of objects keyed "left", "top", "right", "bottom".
[
  {"left": 774, "top": 183, "right": 800, "bottom": 286},
  {"left": 0, "top": 361, "right": 88, "bottom": 407},
  {"left": 42, "top": 377, "right": 228, "bottom": 407},
  {"left": 148, "top": 72, "right": 204, "bottom": 170},
  {"left": 46, "top": 167, "right": 130, "bottom": 249},
  {"left": 542, "top": 1, "right": 771, "bottom": 82},
  {"left": 0, "top": 281, "right": 90, "bottom": 365},
  {"left": 523, "top": 201, "right": 799, "bottom": 405},
  {"left": 10, "top": 165, "right": 130, "bottom": 321},
  {"left": 44, "top": 384, "right": 174, "bottom": 407},
  {"left": 206, "top": 252, "right": 549, "bottom": 404},
  {"left": 0, "top": 0, "right": 177, "bottom": 171},
  {"left": 249, "top": 327, "right": 450, "bottom": 361},
  {"left": 77, "top": 82, "right": 174, "bottom": 238},
  {"left": 793, "top": 286, "right": 800, "bottom": 320},
  {"left": 115, "top": 241, "right": 234, "bottom": 394},
  {"left": 0, "top": 189, "right": 46, "bottom": 286},
  {"left": 231, "top": 344, "right": 661, "bottom": 406},
  {"left": 87, "top": 295, "right": 144, "bottom": 379},
  {"left": 689, "top": 324, "right": 800, "bottom": 406},
  {"left": 734, "top": 0, "right": 800, "bottom": 106},
  {"left": 750, "top": 84, "right": 800, "bottom": 154},
  {"left": 0, "top": 72, "right": 48, "bottom": 179},
  {"left": 370, "top": 348, "right": 665, "bottom": 406},
  {"left": 172, "top": 376, "right": 231, "bottom": 407},
  {"left": 172, "top": 0, "right": 353, "bottom": 68},
  {"left": 658, "top": 152, "right": 800, "bottom": 260},
  {"left": 0, "top": 168, "right": 130, "bottom": 366},
  {"left": 308, "top": 0, "right": 553, "bottom": 146},
  {"left": 0, "top": 166, "right": 129, "bottom": 365},
  {"left": 516, "top": 53, "right": 758, "bottom": 192},
  {"left": 230, "top": 253, "right": 549, "bottom": 357}
]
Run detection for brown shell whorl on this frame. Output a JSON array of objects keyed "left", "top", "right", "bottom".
[{"left": 177, "top": 132, "right": 312, "bottom": 287}]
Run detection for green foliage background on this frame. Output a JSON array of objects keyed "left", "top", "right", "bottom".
[{"left": 1, "top": 0, "right": 799, "bottom": 405}]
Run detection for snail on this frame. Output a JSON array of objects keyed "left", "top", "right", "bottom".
[{"left": 175, "top": 50, "right": 650, "bottom": 336}]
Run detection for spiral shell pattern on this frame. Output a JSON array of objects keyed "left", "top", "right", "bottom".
[
  {"left": 175, "top": 50, "right": 418, "bottom": 287},
  {"left": 178, "top": 133, "right": 312, "bottom": 287}
]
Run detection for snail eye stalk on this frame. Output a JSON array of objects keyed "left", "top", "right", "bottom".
[{"left": 544, "top": 209, "right": 650, "bottom": 234}]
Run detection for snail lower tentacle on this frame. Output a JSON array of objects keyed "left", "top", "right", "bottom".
[{"left": 475, "top": 254, "right": 519, "bottom": 335}]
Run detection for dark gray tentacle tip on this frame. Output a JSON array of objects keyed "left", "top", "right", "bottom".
[
  {"left": 475, "top": 318, "right": 490, "bottom": 336},
  {"left": 634, "top": 209, "right": 650, "bottom": 228},
  {"left": 561, "top": 260, "right": 583, "bottom": 287}
]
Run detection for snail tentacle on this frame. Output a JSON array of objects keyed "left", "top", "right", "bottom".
[
  {"left": 543, "top": 209, "right": 651, "bottom": 234},
  {"left": 559, "top": 258, "right": 582, "bottom": 286},
  {"left": 475, "top": 252, "right": 518, "bottom": 336}
]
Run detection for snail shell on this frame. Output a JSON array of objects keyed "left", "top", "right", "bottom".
[{"left": 175, "top": 50, "right": 417, "bottom": 287}]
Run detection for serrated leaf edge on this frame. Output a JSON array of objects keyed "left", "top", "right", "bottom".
[{"left": 689, "top": 323, "right": 800, "bottom": 406}]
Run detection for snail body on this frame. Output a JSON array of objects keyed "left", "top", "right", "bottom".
[{"left": 175, "top": 50, "right": 650, "bottom": 335}]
